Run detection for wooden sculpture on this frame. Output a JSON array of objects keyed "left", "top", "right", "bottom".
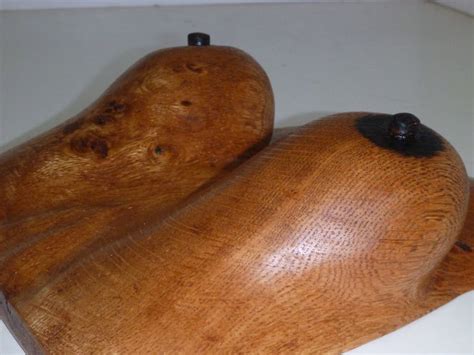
[
  {"left": 1, "top": 110, "right": 471, "bottom": 354},
  {"left": 0, "top": 33, "right": 275, "bottom": 353},
  {"left": 0, "top": 33, "right": 274, "bottom": 221}
]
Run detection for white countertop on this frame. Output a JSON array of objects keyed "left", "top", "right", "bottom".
[{"left": 0, "top": 2, "right": 473, "bottom": 354}]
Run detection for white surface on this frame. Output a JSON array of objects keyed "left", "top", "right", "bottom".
[
  {"left": 347, "top": 292, "right": 474, "bottom": 354},
  {"left": 0, "top": 322, "right": 25, "bottom": 355},
  {"left": 0, "top": 0, "right": 405, "bottom": 11},
  {"left": 0, "top": 2, "right": 473, "bottom": 353},
  {"left": 0, "top": 0, "right": 318, "bottom": 11},
  {"left": 434, "top": 0, "right": 474, "bottom": 16},
  {"left": 1, "top": 0, "right": 473, "bottom": 18}
]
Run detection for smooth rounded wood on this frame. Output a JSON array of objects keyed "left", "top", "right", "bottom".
[
  {"left": 0, "top": 44, "right": 274, "bottom": 221},
  {"left": 2, "top": 112, "right": 469, "bottom": 354},
  {"left": 0, "top": 41, "right": 274, "bottom": 353}
]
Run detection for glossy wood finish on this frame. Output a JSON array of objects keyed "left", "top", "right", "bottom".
[
  {"left": 0, "top": 43, "right": 274, "bottom": 353},
  {"left": 2, "top": 112, "right": 470, "bottom": 354},
  {"left": 0, "top": 45, "right": 274, "bottom": 221}
]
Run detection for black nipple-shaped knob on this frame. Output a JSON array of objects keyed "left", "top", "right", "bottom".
[
  {"left": 188, "top": 33, "right": 210, "bottom": 46},
  {"left": 388, "top": 113, "right": 420, "bottom": 143},
  {"left": 356, "top": 112, "right": 443, "bottom": 157}
]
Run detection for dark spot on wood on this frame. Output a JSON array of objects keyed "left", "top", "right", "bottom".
[
  {"left": 70, "top": 136, "right": 109, "bottom": 159},
  {"left": 154, "top": 146, "right": 164, "bottom": 155},
  {"left": 186, "top": 63, "right": 203, "bottom": 73},
  {"left": 181, "top": 100, "right": 192, "bottom": 106},
  {"left": 204, "top": 335, "right": 220, "bottom": 343},
  {"left": 90, "top": 139, "right": 109, "bottom": 159},
  {"left": 94, "top": 115, "right": 114, "bottom": 125},
  {"left": 105, "top": 100, "right": 126, "bottom": 113},
  {"left": 70, "top": 137, "right": 90, "bottom": 154},
  {"left": 356, "top": 114, "right": 444, "bottom": 158},
  {"left": 455, "top": 240, "right": 472, "bottom": 252},
  {"left": 63, "top": 120, "right": 83, "bottom": 135}
]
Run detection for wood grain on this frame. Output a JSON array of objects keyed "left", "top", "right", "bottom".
[
  {"left": 427, "top": 178, "right": 473, "bottom": 304},
  {"left": 2, "top": 112, "right": 470, "bottom": 354},
  {"left": 0, "top": 44, "right": 274, "bottom": 221},
  {"left": 0, "top": 42, "right": 274, "bottom": 353},
  {"left": 273, "top": 128, "right": 473, "bottom": 306}
]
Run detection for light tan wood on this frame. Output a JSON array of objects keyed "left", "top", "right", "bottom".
[
  {"left": 2, "top": 112, "right": 471, "bottom": 354},
  {"left": 0, "top": 40, "right": 274, "bottom": 353}
]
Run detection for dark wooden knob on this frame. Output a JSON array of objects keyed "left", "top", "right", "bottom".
[
  {"left": 187, "top": 32, "right": 210, "bottom": 46},
  {"left": 388, "top": 112, "right": 420, "bottom": 142}
]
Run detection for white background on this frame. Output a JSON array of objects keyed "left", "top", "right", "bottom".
[
  {"left": 0, "top": 1, "right": 430, "bottom": 11},
  {"left": 0, "top": 1, "right": 473, "bottom": 16},
  {"left": 0, "top": 1, "right": 473, "bottom": 354}
]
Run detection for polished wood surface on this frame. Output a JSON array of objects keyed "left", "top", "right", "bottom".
[
  {"left": 2, "top": 112, "right": 470, "bottom": 354},
  {"left": 0, "top": 44, "right": 274, "bottom": 221},
  {"left": 0, "top": 42, "right": 274, "bottom": 353}
]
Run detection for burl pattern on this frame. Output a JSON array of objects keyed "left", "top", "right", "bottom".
[
  {"left": 0, "top": 45, "right": 274, "bottom": 220},
  {"left": 3, "top": 113, "right": 470, "bottom": 354},
  {"left": 0, "top": 45, "right": 274, "bottom": 353}
]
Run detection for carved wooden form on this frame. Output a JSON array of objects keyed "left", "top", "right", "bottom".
[
  {"left": 0, "top": 35, "right": 275, "bottom": 353},
  {"left": 2, "top": 107, "right": 472, "bottom": 353}
]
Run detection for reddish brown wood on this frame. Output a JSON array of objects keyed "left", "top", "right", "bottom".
[
  {"left": 0, "top": 44, "right": 274, "bottom": 222},
  {"left": 2, "top": 112, "right": 470, "bottom": 354},
  {"left": 0, "top": 42, "right": 274, "bottom": 353}
]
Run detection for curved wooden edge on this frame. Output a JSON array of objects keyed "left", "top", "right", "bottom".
[
  {"left": 276, "top": 127, "right": 474, "bottom": 293},
  {"left": 271, "top": 126, "right": 298, "bottom": 142},
  {"left": 0, "top": 292, "right": 43, "bottom": 355},
  {"left": 273, "top": 126, "right": 474, "bottom": 351}
]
